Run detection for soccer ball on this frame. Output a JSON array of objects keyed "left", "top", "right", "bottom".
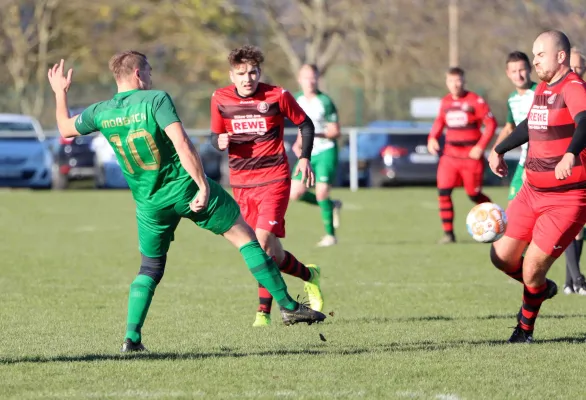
[{"left": 466, "top": 202, "right": 507, "bottom": 243}]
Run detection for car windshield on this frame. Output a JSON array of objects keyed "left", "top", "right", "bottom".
[{"left": 0, "top": 121, "right": 40, "bottom": 139}]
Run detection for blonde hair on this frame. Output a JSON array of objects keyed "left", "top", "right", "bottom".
[{"left": 108, "top": 51, "right": 149, "bottom": 81}]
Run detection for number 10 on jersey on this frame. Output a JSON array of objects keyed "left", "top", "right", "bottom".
[{"left": 109, "top": 129, "right": 161, "bottom": 174}]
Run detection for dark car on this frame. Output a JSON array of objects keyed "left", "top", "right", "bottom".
[
  {"left": 52, "top": 106, "right": 96, "bottom": 189},
  {"left": 337, "top": 120, "right": 434, "bottom": 187},
  {"left": 337, "top": 120, "right": 519, "bottom": 188}
]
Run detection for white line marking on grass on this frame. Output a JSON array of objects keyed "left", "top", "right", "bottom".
[
  {"left": 74, "top": 226, "right": 97, "bottom": 233},
  {"left": 436, "top": 394, "right": 461, "bottom": 400}
]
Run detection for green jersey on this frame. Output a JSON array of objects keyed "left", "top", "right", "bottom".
[
  {"left": 506, "top": 82, "right": 537, "bottom": 166},
  {"left": 75, "top": 89, "right": 195, "bottom": 209},
  {"left": 294, "top": 91, "right": 338, "bottom": 156}
]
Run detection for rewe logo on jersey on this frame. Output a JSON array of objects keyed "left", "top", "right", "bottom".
[
  {"left": 231, "top": 118, "right": 268, "bottom": 134},
  {"left": 445, "top": 110, "right": 468, "bottom": 127},
  {"left": 528, "top": 108, "right": 548, "bottom": 130}
]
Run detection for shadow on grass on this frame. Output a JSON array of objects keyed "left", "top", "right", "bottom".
[
  {"left": 337, "top": 313, "right": 586, "bottom": 324},
  {"left": 2, "top": 334, "right": 584, "bottom": 365}
]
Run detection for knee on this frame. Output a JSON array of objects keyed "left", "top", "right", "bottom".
[
  {"left": 256, "top": 232, "right": 271, "bottom": 252},
  {"left": 139, "top": 254, "right": 167, "bottom": 284},
  {"left": 315, "top": 185, "right": 330, "bottom": 202},
  {"left": 289, "top": 184, "right": 305, "bottom": 201},
  {"left": 490, "top": 244, "right": 516, "bottom": 271}
]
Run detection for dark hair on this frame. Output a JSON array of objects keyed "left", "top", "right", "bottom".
[
  {"left": 109, "top": 51, "right": 149, "bottom": 80},
  {"left": 228, "top": 45, "right": 264, "bottom": 68},
  {"left": 506, "top": 51, "right": 531, "bottom": 68},
  {"left": 447, "top": 67, "right": 465, "bottom": 77}
]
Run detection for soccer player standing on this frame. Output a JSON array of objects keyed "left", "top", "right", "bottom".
[
  {"left": 210, "top": 46, "right": 324, "bottom": 327},
  {"left": 290, "top": 64, "right": 342, "bottom": 247},
  {"left": 491, "top": 51, "right": 537, "bottom": 203},
  {"left": 427, "top": 67, "right": 498, "bottom": 244},
  {"left": 562, "top": 47, "right": 586, "bottom": 296},
  {"left": 47, "top": 52, "right": 326, "bottom": 352},
  {"left": 489, "top": 30, "right": 586, "bottom": 343}
]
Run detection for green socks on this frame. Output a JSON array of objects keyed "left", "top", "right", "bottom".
[
  {"left": 240, "top": 241, "right": 297, "bottom": 311},
  {"left": 125, "top": 274, "right": 157, "bottom": 343},
  {"left": 300, "top": 191, "right": 318, "bottom": 205},
  {"left": 318, "top": 199, "right": 335, "bottom": 236}
]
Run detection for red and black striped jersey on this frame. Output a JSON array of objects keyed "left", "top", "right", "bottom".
[
  {"left": 526, "top": 71, "right": 586, "bottom": 191},
  {"left": 210, "top": 83, "right": 307, "bottom": 188},
  {"left": 428, "top": 91, "right": 497, "bottom": 158}
]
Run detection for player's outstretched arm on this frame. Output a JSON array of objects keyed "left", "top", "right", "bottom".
[
  {"left": 47, "top": 59, "right": 79, "bottom": 138},
  {"left": 165, "top": 122, "right": 209, "bottom": 192}
]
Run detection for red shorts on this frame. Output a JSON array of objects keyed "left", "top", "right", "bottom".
[
  {"left": 505, "top": 184, "right": 586, "bottom": 257},
  {"left": 437, "top": 156, "right": 484, "bottom": 195},
  {"left": 232, "top": 179, "right": 290, "bottom": 238}
]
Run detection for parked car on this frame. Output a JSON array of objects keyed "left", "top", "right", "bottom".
[
  {"left": 337, "top": 120, "right": 433, "bottom": 187},
  {"left": 337, "top": 120, "right": 521, "bottom": 187},
  {"left": 52, "top": 106, "right": 96, "bottom": 189},
  {"left": 0, "top": 114, "right": 53, "bottom": 189}
]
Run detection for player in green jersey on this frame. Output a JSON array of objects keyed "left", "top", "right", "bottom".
[
  {"left": 290, "top": 64, "right": 342, "bottom": 247},
  {"left": 491, "top": 51, "right": 536, "bottom": 203},
  {"left": 47, "top": 52, "right": 326, "bottom": 352}
]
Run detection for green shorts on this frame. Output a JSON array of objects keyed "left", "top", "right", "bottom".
[
  {"left": 508, "top": 163, "right": 525, "bottom": 201},
  {"left": 136, "top": 178, "right": 240, "bottom": 257},
  {"left": 292, "top": 147, "right": 338, "bottom": 185}
]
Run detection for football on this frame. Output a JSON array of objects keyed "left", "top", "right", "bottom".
[{"left": 466, "top": 202, "right": 507, "bottom": 243}]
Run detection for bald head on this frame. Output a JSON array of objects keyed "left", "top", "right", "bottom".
[
  {"left": 298, "top": 64, "right": 319, "bottom": 95},
  {"left": 532, "top": 30, "right": 572, "bottom": 82},
  {"left": 538, "top": 30, "right": 571, "bottom": 56}
]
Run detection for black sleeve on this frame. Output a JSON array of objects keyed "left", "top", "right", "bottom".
[
  {"left": 298, "top": 116, "right": 315, "bottom": 159},
  {"left": 210, "top": 133, "right": 222, "bottom": 151},
  {"left": 566, "top": 111, "right": 586, "bottom": 155},
  {"left": 494, "top": 118, "right": 529, "bottom": 155}
]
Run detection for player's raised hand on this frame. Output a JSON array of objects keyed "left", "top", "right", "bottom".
[
  {"left": 217, "top": 133, "right": 230, "bottom": 151},
  {"left": 468, "top": 146, "right": 484, "bottom": 160},
  {"left": 488, "top": 150, "right": 508, "bottom": 178},
  {"left": 555, "top": 153, "right": 575, "bottom": 180},
  {"left": 427, "top": 138, "right": 440, "bottom": 155},
  {"left": 47, "top": 59, "right": 73, "bottom": 94},
  {"left": 294, "top": 158, "right": 315, "bottom": 188},
  {"left": 190, "top": 184, "right": 210, "bottom": 213}
]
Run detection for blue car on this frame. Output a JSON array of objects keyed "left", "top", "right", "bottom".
[{"left": 0, "top": 114, "right": 53, "bottom": 189}]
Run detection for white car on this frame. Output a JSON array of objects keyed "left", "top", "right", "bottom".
[
  {"left": 92, "top": 134, "right": 128, "bottom": 189},
  {"left": 0, "top": 114, "right": 52, "bottom": 189}
]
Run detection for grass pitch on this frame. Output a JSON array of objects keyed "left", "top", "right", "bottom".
[{"left": 0, "top": 186, "right": 585, "bottom": 399}]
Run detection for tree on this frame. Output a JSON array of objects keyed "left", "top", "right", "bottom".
[
  {"left": 256, "top": 0, "right": 348, "bottom": 76},
  {"left": 0, "top": 0, "right": 62, "bottom": 117}
]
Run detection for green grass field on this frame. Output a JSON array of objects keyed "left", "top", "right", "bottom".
[{"left": 1, "top": 186, "right": 585, "bottom": 400}]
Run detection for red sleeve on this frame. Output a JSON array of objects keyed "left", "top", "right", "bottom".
[
  {"left": 279, "top": 89, "right": 307, "bottom": 125},
  {"left": 428, "top": 101, "right": 446, "bottom": 139},
  {"left": 210, "top": 92, "right": 227, "bottom": 134},
  {"left": 563, "top": 80, "right": 586, "bottom": 120},
  {"left": 475, "top": 97, "right": 497, "bottom": 149}
]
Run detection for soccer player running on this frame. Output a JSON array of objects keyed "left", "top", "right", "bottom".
[
  {"left": 47, "top": 51, "right": 326, "bottom": 352},
  {"left": 489, "top": 30, "right": 586, "bottom": 343},
  {"left": 210, "top": 46, "right": 324, "bottom": 327},
  {"left": 491, "top": 51, "right": 537, "bottom": 203},
  {"left": 427, "top": 67, "right": 498, "bottom": 244},
  {"left": 290, "top": 64, "right": 342, "bottom": 247},
  {"left": 563, "top": 47, "right": 586, "bottom": 295}
]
